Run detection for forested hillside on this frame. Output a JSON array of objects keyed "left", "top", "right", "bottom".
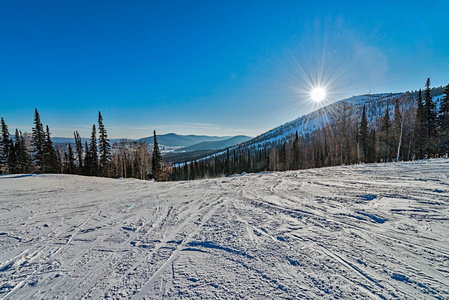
[{"left": 1, "top": 79, "right": 448, "bottom": 181}]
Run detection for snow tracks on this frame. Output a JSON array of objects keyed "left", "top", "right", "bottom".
[{"left": 1, "top": 159, "right": 449, "bottom": 299}]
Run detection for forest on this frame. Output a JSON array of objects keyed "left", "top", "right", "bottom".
[{"left": 1, "top": 79, "right": 448, "bottom": 181}]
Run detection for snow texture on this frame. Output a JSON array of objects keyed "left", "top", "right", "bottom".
[{"left": 1, "top": 159, "right": 449, "bottom": 299}]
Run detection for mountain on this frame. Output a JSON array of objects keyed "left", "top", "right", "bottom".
[
  {"left": 52, "top": 137, "right": 90, "bottom": 145},
  {"left": 228, "top": 88, "right": 445, "bottom": 153},
  {"left": 186, "top": 87, "right": 445, "bottom": 163},
  {"left": 52, "top": 137, "right": 123, "bottom": 145},
  {"left": 137, "top": 133, "right": 233, "bottom": 148},
  {"left": 178, "top": 135, "right": 252, "bottom": 151}
]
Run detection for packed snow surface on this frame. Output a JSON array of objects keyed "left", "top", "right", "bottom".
[{"left": 1, "top": 159, "right": 449, "bottom": 299}]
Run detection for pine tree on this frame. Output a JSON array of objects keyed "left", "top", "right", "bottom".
[
  {"left": 67, "top": 143, "right": 76, "bottom": 174},
  {"left": 12, "top": 129, "right": 21, "bottom": 173},
  {"left": 43, "top": 125, "right": 59, "bottom": 173},
  {"left": 8, "top": 138, "right": 17, "bottom": 173},
  {"left": 14, "top": 129, "right": 32, "bottom": 173},
  {"left": 438, "top": 83, "right": 449, "bottom": 155},
  {"left": 292, "top": 131, "right": 300, "bottom": 169},
  {"left": 279, "top": 141, "right": 287, "bottom": 171},
  {"left": 359, "top": 104, "right": 369, "bottom": 162},
  {"left": 74, "top": 131, "right": 84, "bottom": 172},
  {"left": 414, "top": 89, "right": 426, "bottom": 159},
  {"left": 151, "top": 130, "right": 162, "bottom": 181},
  {"left": 423, "top": 78, "right": 437, "bottom": 156},
  {"left": 0, "top": 117, "right": 11, "bottom": 173},
  {"left": 83, "top": 141, "right": 90, "bottom": 175},
  {"left": 98, "top": 111, "right": 111, "bottom": 176},
  {"left": 87, "top": 124, "right": 99, "bottom": 176},
  {"left": 225, "top": 148, "right": 231, "bottom": 175},
  {"left": 32, "top": 109, "right": 45, "bottom": 172}
]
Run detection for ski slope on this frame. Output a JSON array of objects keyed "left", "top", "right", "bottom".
[{"left": 1, "top": 159, "right": 448, "bottom": 299}]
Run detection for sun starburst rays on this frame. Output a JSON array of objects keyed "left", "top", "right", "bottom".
[{"left": 281, "top": 50, "right": 352, "bottom": 136}]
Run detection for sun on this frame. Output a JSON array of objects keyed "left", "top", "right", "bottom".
[{"left": 311, "top": 87, "right": 326, "bottom": 102}]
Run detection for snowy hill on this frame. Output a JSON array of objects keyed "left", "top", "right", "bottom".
[
  {"left": 1, "top": 159, "right": 448, "bottom": 299},
  {"left": 229, "top": 88, "right": 446, "bottom": 153},
  {"left": 240, "top": 93, "right": 400, "bottom": 150}
]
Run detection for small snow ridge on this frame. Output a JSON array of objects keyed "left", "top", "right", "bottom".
[
  {"left": 356, "top": 211, "right": 386, "bottom": 224},
  {"left": 0, "top": 262, "right": 14, "bottom": 272},
  {"left": 276, "top": 236, "right": 286, "bottom": 242},
  {"left": 286, "top": 256, "right": 299, "bottom": 266},
  {"left": 228, "top": 172, "right": 247, "bottom": 178},
  {"left": 340, "top": 213, "right": 366, "bottom": 221},
  {"left": 0, "top": 283, "right": 14, "bottom": 293},
  {"left": 357, "top": 194, "right": 377, "bottom": 201},
  {"left": 122, "top": 226, "right": 136, "bottom": 232},
  {"left": 391, "top": 273, "right": 409, "bottom": 282},
  {"left": 167, "top": 240, "right": 182, "bottom": 245},
  {"left": 186, "top": 241, "right": 253, "bottom": 259},
  {"left": 181, "top": 247, "right": 208, "bottom": 253},
  {"left": 356, "top": 259, "right": 367, "bottom": 266},
  {"left": 0, "top": 174, "right": 38, "bottom": 179}
]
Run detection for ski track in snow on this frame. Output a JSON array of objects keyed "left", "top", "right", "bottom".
[{"left": 1, "top": 159, "right": 449, "bottom": 299}]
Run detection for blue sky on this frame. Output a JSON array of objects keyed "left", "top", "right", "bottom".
[{"left": 1, "top": 1, "right": 448, "bottom": 138}]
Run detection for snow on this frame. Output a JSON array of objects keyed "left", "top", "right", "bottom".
[{"left": 1, "top": 159, "right": 449, "bottom": 299}]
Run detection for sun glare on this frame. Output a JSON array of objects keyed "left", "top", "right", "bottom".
[{"left": 311, "top": 87, "right": 326, "bottom": 102}]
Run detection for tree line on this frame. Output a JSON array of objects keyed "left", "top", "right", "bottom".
[
  {"left": 0, "top": 110, "right": 169, "bottom": 181},
  {"left": 170, "top": 79, "right": 449, "bottom": 180},
  {"left": 1, "top": 79, "right": 448, "bottom": 181}
]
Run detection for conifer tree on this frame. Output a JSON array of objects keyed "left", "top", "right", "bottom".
[
  {"left": 42, "top": 125, "right": 59, "bottom": 173},
  {"left": 12, "top": 129, "right": 21, "bottom": 173},
  {"left": 0, "top": 117, "right": 11, "bottom": 173},
  {"left": 225, "top": 148, "right": 230, "bottom": 175},
  {"left": 438, "top": 83, "right": 449, "bottom": 155},
  {"left": 423, "top": 78, "right": 437, "bottom": 156},
  {"left": 74, "top": 131, "right": 83, "bottom": 172},
  {"left": 32, "top": 109, "right": 45, "bottom": 172},
  {"left": 14, "top": 129, "right": 32, "bottom": 173},
  {"left": 151, "top": 130, "right": 162, "bottom": 181},
  {"left": 414, "top": 90, "right": 426, "bottom": 159},
  {"left": 280, "top": 141, "right": 287, "bottom": 171},
  {"left": 67, "top": 143, "right": 76, "bottom": 174},
  {"left": 84, "top": 141, "right": 90, "bottom": 175},
  {"left": 8, "top": 138, "right": 17, "bottom": 173},
  {"left": 359, "top": 104, "right": 369, "bottom": 162},
  {"left": 292, "top": 131, "right": 300, "bottom": 169},
  {"left": 98, "top": 111, "right": 111, "bottom": 176},
  {"left": 87, "top": 124, "right": 99, "bottom": 176}
]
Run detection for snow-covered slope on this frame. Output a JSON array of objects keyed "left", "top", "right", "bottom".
[
  {"left": 241, "top": 93, "right": 404, "bottom": 150},
  {"left": 235, "top": 91, "right": 445, "bottom": 152},
  {"left": 1, "top": 159, "right": 449, "bottom": 299}
]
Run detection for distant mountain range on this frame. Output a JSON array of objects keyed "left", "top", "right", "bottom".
[
  {"left": 52, "top": 133, "right": 252, "bottom": 153},
  {"left": 136, "top": 133, "right": 251, "bottom": 148},
  {"left": 177, "top": 135, "right": 251, "bottom": 151},
  {"left": 52, "top": 137, "right": 123, "bottom": 145}
]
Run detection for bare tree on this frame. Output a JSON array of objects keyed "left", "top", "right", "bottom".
[
  {"left": 330, "top": 101, "right": 355, "bottom": 165},
  {"left": 136, "top": 142, "right": 151, "bottom": 180}
]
